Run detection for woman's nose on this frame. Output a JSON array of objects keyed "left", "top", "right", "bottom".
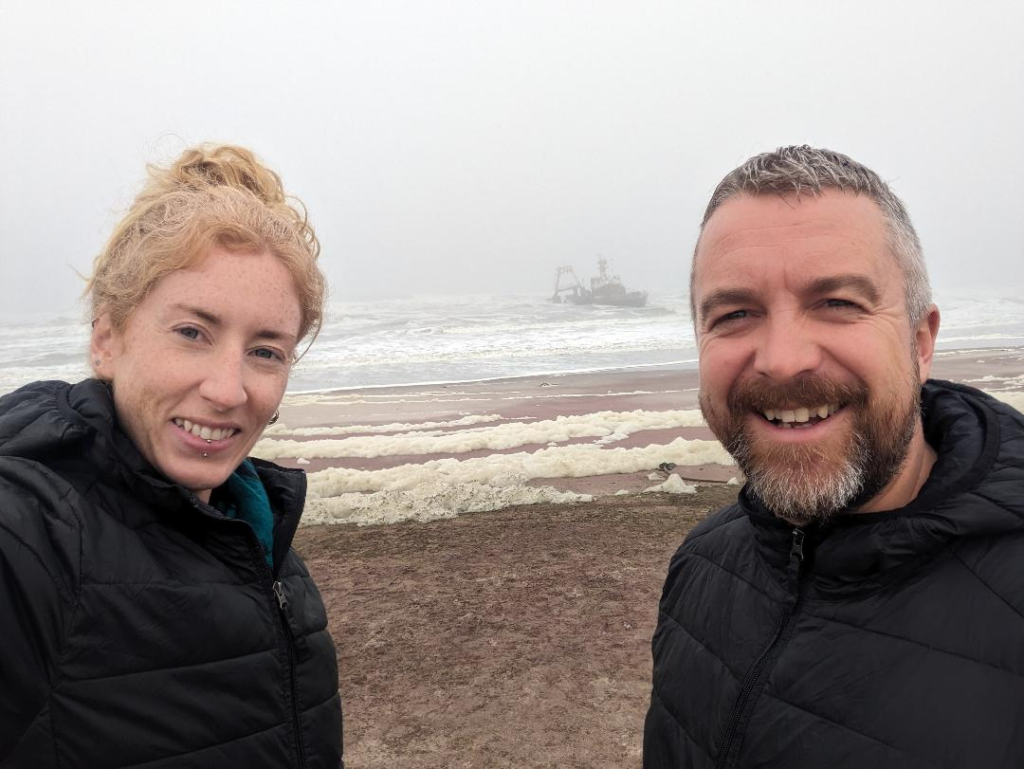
[{"left": 198, "top": 354, "right": 248, "bottom": 409}]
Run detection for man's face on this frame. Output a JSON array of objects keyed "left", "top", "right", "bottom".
[{"left": 693, "top": 191, "right": 938, "bottom": 523}]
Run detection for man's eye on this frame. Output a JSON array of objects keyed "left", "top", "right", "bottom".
[
  {"left": 712, "top": 310, "right": 748, "bottom": 327},
  {"left": 825, "top": 299, "right": 857, "bottom": 309},
  {"left": 177, "top": 327, "right": 200, "bottom": 340}
]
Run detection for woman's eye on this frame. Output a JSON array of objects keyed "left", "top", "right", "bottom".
[
  {"left": 253, "top": 348, "right": 282, "bottom": 361},
  {"left": 177, "top": 326, "right": 200, "bottom": 340}
]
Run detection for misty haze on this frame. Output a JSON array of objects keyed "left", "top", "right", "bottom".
[{"left": 3, "top": 3, "right": 1024, "bottom": 767}]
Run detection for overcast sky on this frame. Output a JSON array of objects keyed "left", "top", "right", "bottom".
[{"left": 1, "top": 1, "right": 1022, "bottom": 319}]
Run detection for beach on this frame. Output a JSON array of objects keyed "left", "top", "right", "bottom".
[
  {"left": 266, "top": 347, "right": 1024, "bottom": 768},
  {"left": 296, "top": 486, "right": 738, "bottom": 768}
]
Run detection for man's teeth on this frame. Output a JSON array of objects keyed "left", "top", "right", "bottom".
[
  {"left": 761, "top": 404, "right": 839, "bottom": 423},
  {"left": 173, "top": 418, "right": 236, "bottom": 441}
]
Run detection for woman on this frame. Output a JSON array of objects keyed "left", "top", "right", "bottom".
[{"left": 0, "top": 145, "right": 344, "bottom": 766}]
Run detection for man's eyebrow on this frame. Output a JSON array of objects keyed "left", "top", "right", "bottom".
[
  {"left": 698, "top": 288, "right": 759, "bottom": 323},
  {"left": 804, "top": 274, "right": 881, "bottom": 304},
  {"left": 170, "top": 303, "right": 297, "bottom": 343}
]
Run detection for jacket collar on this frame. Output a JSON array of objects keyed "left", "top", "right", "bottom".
[
  {"left": 252, "top": 458, "right": 307, "bottom": 571},
  {"left": 48, "top": 379, "right": 307, "bottom": 556},
  {"left": 743, "top": 379, "right": 1024, "bottom": 595}
]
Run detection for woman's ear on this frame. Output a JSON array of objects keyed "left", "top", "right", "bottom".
[{"left": 90, "top": 313, "right": 119, "bottom": 381}]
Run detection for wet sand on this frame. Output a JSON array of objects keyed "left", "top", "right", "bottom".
[
  {"left": 295, "top": 486, "right": 740, "bottom": 768},
  {"left": 285, "top": 346, "right": 1024, "bottom": 768}
]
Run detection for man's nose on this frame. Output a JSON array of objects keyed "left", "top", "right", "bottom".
[
  {"left": 752, "top": 313, "right": 823, "bottom": 382},
  {"left": 198, "top": 352, "right": 248, "bottom": 410}
]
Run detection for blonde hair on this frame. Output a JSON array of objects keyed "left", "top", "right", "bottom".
[{"left": 86, "top": 144, "right": 325, "bottom": 347}]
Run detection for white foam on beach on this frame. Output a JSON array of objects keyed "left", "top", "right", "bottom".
[
  {"left": 300, "top": 437, "right": 731, "bottom": 525},
  {"left": 504, "top": 389, "right": 688, "bottom": 400},
  {"left": 254, "top": 409, "right": 708, "bottom": 460},
  {"left": 643, "top": 474, "right": 697, "bottom": 494},
  {"left": 280, "top": 387, "right": 688, "bottom": 408},
  {"left": 302, "top": 481, "right": 591, "bottom": 527},
  {"left": 306, "top": 437, "right": 730, "bottom": 495},
  {"left": 988, "top": 390, "right": 1024, "bottom": 412},
  {"left": 974, "top": 374, "right": 1024, "bottom": 389},
  {"left": 265, "top": 413, "right": 505, "bottom": 437}
]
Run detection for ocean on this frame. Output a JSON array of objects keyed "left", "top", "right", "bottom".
[{"left": 4, "top": 292, "right": 1024, "bottom": 396}]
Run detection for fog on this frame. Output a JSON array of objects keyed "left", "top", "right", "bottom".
[{"left": 2, "top": 1, "right": 1022, "bottom": 320}]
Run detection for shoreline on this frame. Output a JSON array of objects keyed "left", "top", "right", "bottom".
[
  {"left": 283, "top": 344, "right": 1024, "bottom": 402},
  {"left": 284, "top": 358, "right": 701, "bottom": 397},
  {"left": 255, "top": 346, "right": 1024, "bottom": 527}
]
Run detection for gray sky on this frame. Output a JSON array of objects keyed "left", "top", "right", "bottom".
[{"left": 2, "top": 1, "right": 1022, "bottom": 319}]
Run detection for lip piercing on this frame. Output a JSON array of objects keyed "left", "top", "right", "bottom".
[
  {"left": 202, "top": 452, "right": 209, "bottom": 458},
  {"left": 206, "top": 439, "right": 212, "bottom": 444}
]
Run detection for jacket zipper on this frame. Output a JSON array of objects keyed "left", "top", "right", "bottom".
[
  {"left": 714, "top": 528, "right": 805, "bottom": 769},
  {"left": 189, "top": 499, "right": 307, "bottom": 768},
  {"left": 274, "top": 580, "right": 307, "bottom": 768}
]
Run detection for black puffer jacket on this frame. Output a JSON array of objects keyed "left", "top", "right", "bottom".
[
  {"left": 644, "top": 380, "right": 1024, "bottom": 768},
  {"left": 0, "top": 380, "right": 343, "bottom": 767}
]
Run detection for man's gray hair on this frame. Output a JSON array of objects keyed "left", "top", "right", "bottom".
[{"left": 692, "top": 145, "right": 931, "bottom": 327}]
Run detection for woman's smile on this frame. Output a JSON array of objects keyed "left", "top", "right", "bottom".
[
  {"left": 92, "top": 246, "right": 302, "bottom": 502},
  {"left": 170, "top": 416, "right": 243, "bottom": 457}
]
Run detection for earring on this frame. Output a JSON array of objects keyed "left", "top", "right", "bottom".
[
  {"left": 94, "top": 358, "right": 101, "bottom": 366},
  {"left": 268, "top": 410, "right": 280, "bottom": 425}
]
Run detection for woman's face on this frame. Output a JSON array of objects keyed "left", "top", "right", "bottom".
[{"left": 92, "top": 246, "right": 302, "bottom": 502}]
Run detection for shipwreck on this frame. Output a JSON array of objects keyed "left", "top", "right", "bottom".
[{"left": 551, "top": 257, "right": 648, "bottom": 307}]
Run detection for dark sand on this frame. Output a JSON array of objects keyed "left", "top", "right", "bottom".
[
  {"left": 294, "top": 485, "right": 739, "bottom": 768},
  {"left": 286, "top": 347, "right": 1024, "bottom": 768}
]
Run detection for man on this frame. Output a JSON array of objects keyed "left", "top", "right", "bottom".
[{"left": 644, "top": 146, "right": 1024, "bottom": 767}]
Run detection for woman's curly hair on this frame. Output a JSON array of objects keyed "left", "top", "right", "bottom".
[{"left": 86, "top": 144, "right": 326, "bottom": 348}]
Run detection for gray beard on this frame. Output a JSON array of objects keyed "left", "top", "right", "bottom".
[
  {"left": 725, "top": 398, "right": 918, "bottom": 526},
  {"left": 700, "top": 361, "right": 923, "bottom": 525},
  {"left": 729, "top": 429, "right": 870, "bottom": 526}
]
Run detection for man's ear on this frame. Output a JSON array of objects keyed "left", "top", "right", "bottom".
[
  {"left": 90, "top": 312, "right": 120, "bottom": 381},
  {"left": 915, "top": 305, "right": 941, "bottom": 383}
]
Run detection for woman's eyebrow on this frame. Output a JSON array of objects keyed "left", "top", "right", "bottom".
[
  {"left": 253, "top": 328, "right": 298, "bottom": 344},
  {"left": 169, "top": 303, "right": 297, "bottom": 343},
  {"left": 171, "top": 303, "right": 221, "bottom": 325}
]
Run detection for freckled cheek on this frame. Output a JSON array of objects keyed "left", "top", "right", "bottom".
[
  {"left": 248, "top": 372, "right": 289, "bottom": 415},
  {"left": 114, "top": 394, "right": 162, "bottom": 462}
]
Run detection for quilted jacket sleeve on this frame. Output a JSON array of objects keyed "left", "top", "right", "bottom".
[{"left": 0, "top": 469, "right": 80, "bottom": 760}]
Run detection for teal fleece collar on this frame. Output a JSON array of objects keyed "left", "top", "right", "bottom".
[{"left": 212, "top": 459, "right": 274, "bottom": 566}]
